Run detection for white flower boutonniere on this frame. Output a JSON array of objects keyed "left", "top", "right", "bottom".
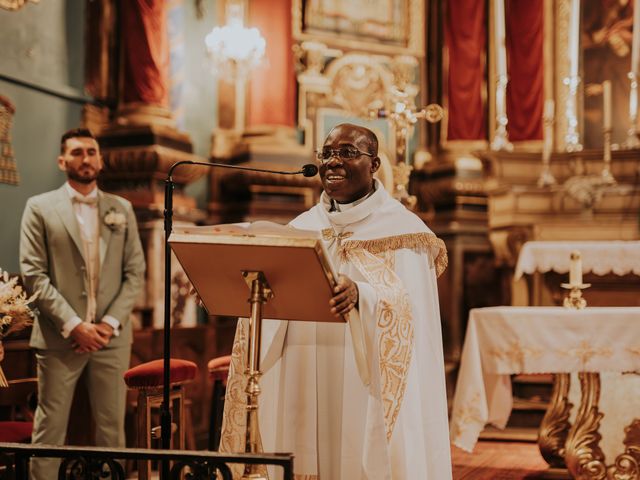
[{"left": 103, "top": 208, "right": 127, "bottom": 231}]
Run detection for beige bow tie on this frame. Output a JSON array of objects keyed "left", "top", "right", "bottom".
[{"left": 72, "top": 195, "right": 98, "bottom": 206}]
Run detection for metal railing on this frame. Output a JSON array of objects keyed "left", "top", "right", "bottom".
[{"left": 0, "top": 442, "right": 294, "bottom": 479}]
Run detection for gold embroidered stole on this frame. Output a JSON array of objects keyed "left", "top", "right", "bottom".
[
  {"left": 218, "top": 318, "right": 268, "bottom": 479},
  {"left": 345, "top": 247, "right": 414, "bottom": 441}
]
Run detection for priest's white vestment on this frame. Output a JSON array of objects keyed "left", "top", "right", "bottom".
[{"left": 220, "top": 181, "right": 452, "bottom": 479}]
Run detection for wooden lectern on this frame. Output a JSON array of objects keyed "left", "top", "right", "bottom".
[{"left": 169, "top": 223, "right": 344, "bottom": 479}]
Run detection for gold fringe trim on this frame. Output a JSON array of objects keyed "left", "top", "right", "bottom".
[{"left": 340, "top": 232, "right": 448, "bottom": 277}]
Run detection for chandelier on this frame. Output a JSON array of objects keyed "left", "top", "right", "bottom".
[{"left": 204, "top": 3, "right": 266, "bottom": 80}]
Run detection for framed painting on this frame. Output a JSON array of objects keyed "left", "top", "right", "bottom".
[{"left": 292, "top": 0, "right": 425, "bottom": 56}]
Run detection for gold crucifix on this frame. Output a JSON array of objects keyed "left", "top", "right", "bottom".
[{"left": 371, "top": 56, "right": 444, "bottom": 210}]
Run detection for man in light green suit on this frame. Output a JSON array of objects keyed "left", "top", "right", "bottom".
[{"left": 20, "top": 128, "right": 146, "bottom": 479}]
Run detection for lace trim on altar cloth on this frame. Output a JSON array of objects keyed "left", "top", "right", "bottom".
[
  {"left": 339, "top": 232, "right": 448, "bottom": 278},
  {"left": 514, "top": 241, "right": 640, "bottom": 279}
]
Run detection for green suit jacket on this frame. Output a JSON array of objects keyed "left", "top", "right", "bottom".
[{"left": 20, "top": 186, "right": 146, "bottom": 350}]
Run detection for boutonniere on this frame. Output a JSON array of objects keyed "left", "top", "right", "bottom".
[{"left": 103, "top": 208, "right": 127, "bottom": 231}]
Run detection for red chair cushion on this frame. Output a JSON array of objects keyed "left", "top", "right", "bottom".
[
  {"left": 0, "top": 421, "right": 33, "bottom": 442},
  {"left": 124, "top": 359, "right": 198, "bottom": 388},
  {"left": 207, "top": 355, "right": 231, "bottom": 383}
]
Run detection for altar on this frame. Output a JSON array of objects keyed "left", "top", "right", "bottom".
[{"left": 450, "top": 306, "right": 640, "bottom": 478}]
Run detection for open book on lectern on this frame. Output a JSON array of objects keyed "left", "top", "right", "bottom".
[{"left": 169, "top": 221, "right": 344, "bottom": 324}]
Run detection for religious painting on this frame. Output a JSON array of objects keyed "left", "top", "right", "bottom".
[
  {"left": 293, "top": 0, "right": 425, "bottom": 56},
  {"left": 582, "top": 0, "right": 632, "bottom": 149},
  {"left": 0, "top": 95, "right": 19, "bottom": 185}
]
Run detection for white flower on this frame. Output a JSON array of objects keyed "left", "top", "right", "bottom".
[{"left": 103, "top": 208, "right": 127, "bottom": 230}]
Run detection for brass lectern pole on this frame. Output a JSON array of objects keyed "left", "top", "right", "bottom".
[{"left": 241, "top": 271, "right": 273, "bottom": 480}]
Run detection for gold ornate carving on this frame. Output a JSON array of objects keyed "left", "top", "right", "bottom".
[
  {"left": 328, "top": 56, "right": 392, "bottom": 118},
  {"left": 0, "top": 0, "right": 38, "bottom": 10},
  {"left": 292, "top": 0, "right": 425, "bottom": 57},
  {"left": 340, "top": 232, "right": 448, "bottom": 278},
  {"left": 555, "top": 0, "right": 572, "bottom": 151},
  {"left": 346, "top": 248, "right": 414, "bottom": 441},
  {"left": 607, "top": 419, "right": 640, "bottom": 480},
  {"left": 538, "top": 373, "right": 573, "bottom": 468},
  {"left": 0, "top": 96, "right": 19, "bottom": 185},
  {"left": 565, "top": 373, "right": 607, "bottom": 479}
]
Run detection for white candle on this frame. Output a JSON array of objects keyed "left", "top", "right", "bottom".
[
  {"left": 495, "top": 0, "right": 507, "bottom": 78},
  {"left": 632, "top": 0, "right": 640, "bottom": 74},
  {"left": 543, "top": 99, "right": 554, "bottom": 160},
  {"left": 569, "top": 251, "right": 583, "bottom": 285},
  {"left": 603, "top": 80, "right": 612, "bottom": 131},
  {"left": 568, "top": 0, "right": 580, "bottom": 78}
]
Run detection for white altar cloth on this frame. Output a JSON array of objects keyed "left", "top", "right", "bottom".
[
  {"left": 514, "top": 241, "right": 640, "bottom": 280},
  {"left": 450, "top": 306, "right": 640, "bottom": 452}
]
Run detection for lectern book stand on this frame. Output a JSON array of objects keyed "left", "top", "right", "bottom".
[{"left": 169, "top": 222, "right": 344, "bottom": 479}]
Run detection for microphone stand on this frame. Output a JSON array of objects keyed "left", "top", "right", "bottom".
[{"left": 161, "top": 160, "right": 317, "bottom": 477}]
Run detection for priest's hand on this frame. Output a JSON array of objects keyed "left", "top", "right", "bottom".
[
  {"left": 330, "top": 274, "right": 359, "bottom": 317},
  {"left": 0, "top": 341, "right": 4, "bottom": 362},
  {"left": 70, "top": 323, "right": 108, "bottom": 353}
]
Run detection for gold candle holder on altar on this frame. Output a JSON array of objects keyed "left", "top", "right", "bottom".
[{"left": 561, "top": 250, "right": 590, "bottom": 309}]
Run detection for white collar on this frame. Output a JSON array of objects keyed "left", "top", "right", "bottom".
[
  {"left": 320, "top": 179, "right": 388, "bottom": 228},
  {"left": 64, "top": 182, "right": 98, "bottom": 200}
]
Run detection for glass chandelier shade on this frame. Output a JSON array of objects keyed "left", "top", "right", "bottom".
[{"left": 204, "top": 4, "right": 266, "bottom": 80}]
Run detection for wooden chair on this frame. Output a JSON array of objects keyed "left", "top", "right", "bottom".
[
  {"left": 0, "top": 377, "right": 37, "bottom": 443},
  {"left": 123, "top": 359, "right": 197, "bottom": 480},
  {"left": 207, "top": 355, "right": 231, "bottom": 451}
]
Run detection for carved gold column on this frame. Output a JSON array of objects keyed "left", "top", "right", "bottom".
[
  {"left": 608, "top": 419, "right": 640, "bottom": 479},
  {"left": 538, "top": 373, "right": 573, "bottom": 468},
  {"left": 564, "top": 372, "right": 607, "bottom": 479},
  {"left": 92, "top": 0, "right": 205, "bottom": 328}
]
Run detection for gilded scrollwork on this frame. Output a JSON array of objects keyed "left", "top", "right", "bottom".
[
  {"left": 607, "top": 419, "right": 640, "bottom": 480},
  {"left": 538, "top": 373, "right": 573, "bottom": 468},
  {"left": 564, "top": 373, "right": 607, "bottom": 480}
]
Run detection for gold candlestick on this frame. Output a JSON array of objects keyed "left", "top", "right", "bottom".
[{"left": 561, "top": 282, "right": 591, "bottom": 310}]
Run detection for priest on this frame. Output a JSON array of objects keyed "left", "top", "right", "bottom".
[{"left": 220, "top": 123, "right": 452, "bottom": 479}]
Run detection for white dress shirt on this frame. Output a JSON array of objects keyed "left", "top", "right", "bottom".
[{"left": 61, "top": 183, "right": 120, "bottom": 339}]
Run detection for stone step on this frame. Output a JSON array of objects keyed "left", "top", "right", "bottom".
[
  {"left": 479, "top": 425, "right": 539, "bottom": 443},
  {"left": 512, "top": 374, "right": 553, "bottom": 402}
]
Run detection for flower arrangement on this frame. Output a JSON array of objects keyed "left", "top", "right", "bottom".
[
  {"left": 0, "top": 268, "right": 38, "bottom": 387},
  {"left": 103, "top": 208, "right": 126, "bottom": 231}
]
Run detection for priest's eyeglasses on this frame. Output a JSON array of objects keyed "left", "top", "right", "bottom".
[{"left": 315, "top": 146, "right": 375, "bottom": 163}]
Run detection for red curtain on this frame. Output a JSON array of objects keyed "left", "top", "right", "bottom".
[
  {"left": 506, "top": 0, "right": 543, "bottom": 140},
  {"left": 248, "top": 0, "right": 296, "bottom": 127},
  {"left": 446, "top": 0, "right": 487, "bottom": 140},
  {"left": 120, "top": 0, "right": 169, "bottom": 107}
]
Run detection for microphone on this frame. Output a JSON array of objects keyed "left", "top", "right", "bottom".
[
  {"left": 159, "top": 157, "right": 317, "bottom": 455},
  {"left": 167, "top": 160, "right": 318, "bottom": 179}
]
